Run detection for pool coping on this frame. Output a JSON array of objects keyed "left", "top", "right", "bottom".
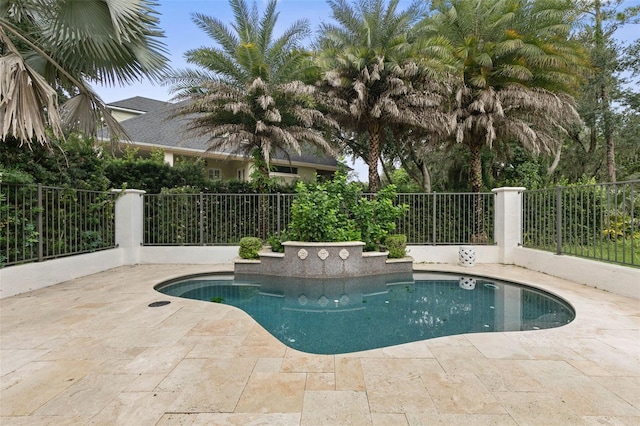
[{"left": 1, "top": 263, "right": 638, "bottom": 424}]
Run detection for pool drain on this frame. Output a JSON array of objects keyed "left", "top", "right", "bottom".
[{"left": 148, "top": 301, "right": 171, "bottom": 307}]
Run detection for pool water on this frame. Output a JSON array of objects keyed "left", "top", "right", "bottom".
[{"left": 156, "top": 272, "right": 575, "bottom": 355}]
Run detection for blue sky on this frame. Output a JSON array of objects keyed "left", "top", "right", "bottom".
[
  {"left": 95, "top": 0, "right": 371, "bottom": 102},
  {"left": 95, "top": 0, "right": 640, "bottom": 103}
]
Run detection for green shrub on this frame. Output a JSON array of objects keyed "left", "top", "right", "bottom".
[
  {"left": 385, "top": 234, "right": 407, "bottom": 259},
  {"left": 267, "top": 232, "right": 286, "bottom": 253},
  {"left": 280, "top": 173, "right": 407, "bottom": 250},
  {"left": 238, "top": 237, "right": 263, "bottom": 259}
]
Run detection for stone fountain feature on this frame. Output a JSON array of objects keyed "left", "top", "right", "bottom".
[{"left": 234, "top": 241, "right": 413, "bottom": 279}]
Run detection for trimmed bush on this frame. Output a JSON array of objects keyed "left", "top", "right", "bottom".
[
  {"left": 238, "top": 237, "right": 263, "bottom": 259},
  {"left": 279, "top": 173, "right": 407, "bottom": 251},
  {"left": 385, "top": 234, "right": 407, "bottom": 259}
]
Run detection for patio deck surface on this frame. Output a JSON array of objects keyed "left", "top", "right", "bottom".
[{"left": 0, "top": 263, "right": 638, "bottom": 425}]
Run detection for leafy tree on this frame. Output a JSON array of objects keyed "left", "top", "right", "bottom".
[
  {"left": 380, "top": 167, "right": 424, "bottom": 193},
  {"left": 423, "top": 0, "right": 587, "bottom": 239},
  {"left": 0, "top": 0, "right": 168, "bottom": 146},
  {"left": 0, "top": 134, "right": 109, "bottom": 190},
  {"left": 316, "top": 0, "right": 450, "bottom": 192},
  {"left": 168, "top": 0, "right": 337, "bottom": 191},
  {"left": 569, "top": 0, "right": 639, "bottom": 182},
  {"left": 275, "top": 173, "right": 406, "bottom": 250}
]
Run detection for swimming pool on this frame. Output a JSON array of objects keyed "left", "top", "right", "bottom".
[{"left": 156, "top": 272, "right": 575, "bottom": 355}]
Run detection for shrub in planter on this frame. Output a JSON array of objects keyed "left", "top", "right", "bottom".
[
  {"left": 239, "top": 237, "right": 263, "bottom": 259},
  {"left": 385, "top": 234, "right": 407, "bottom": 258},
  {"left": 275, "top": 173, "right": 407, "bottom": 251}
]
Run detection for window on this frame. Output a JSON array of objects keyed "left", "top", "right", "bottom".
[
  {"left": 208, "top": 168, "right": 222, "bottom": 180},
  {"left": 237, "top": 168, "right": 246, "bottom": 181},
  {"left": 272, "top": 165, "right": 298, "bottom": 174}
]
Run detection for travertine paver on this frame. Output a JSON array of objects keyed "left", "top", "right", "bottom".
[{"left": 0, "top": 263, "right": 638, "bottom": 425}]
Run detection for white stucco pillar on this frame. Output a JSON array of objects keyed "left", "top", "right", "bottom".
[
  {"left": 112, "top": 189, "right": 146, "bottom": 265},
  {"left": 164, "top": 151, "right": 174, "bottom": 166},
  {"left": 492, "top": 187, "right": 526, "bottom": 264}
]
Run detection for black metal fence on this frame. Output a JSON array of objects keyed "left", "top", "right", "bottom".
[
  {"left": 0, "top": 183, "right": 117, "bottom": 266},
  {"left": 143, "top": 192, "right": 496, "bottom": 246},
  {"left": 522, "top": 180, "right": 639, "bottom": 267},
  {"left": 6, "top": 179, "right": 637, "bottom": 268}
]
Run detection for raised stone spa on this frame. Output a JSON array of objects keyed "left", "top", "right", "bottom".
[{"left": 234, "top": 241, "right": 413, "bottom": 278}]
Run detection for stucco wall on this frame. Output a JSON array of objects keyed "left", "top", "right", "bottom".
[
  {"left": 513, "top": 247, "right": 639, "bottom": 299},
  {"left": 0, "top": 249, "right": 123, "bottom": 299},
  {"left": 2, "top": 187, "right": 637, "bottom": 300}
]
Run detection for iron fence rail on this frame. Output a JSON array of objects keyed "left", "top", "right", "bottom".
[
  {"left": 0, "top": 183, "right": 117, "bottom": 266},
  {"left": 522, "top": 180, "right": 639, "bottom": 267},
  {"left": 144, "top": 193, "right": 295, "bottom": 245},
  {"left": 143, "top": 192, "right": 495, "bottom": 246}
]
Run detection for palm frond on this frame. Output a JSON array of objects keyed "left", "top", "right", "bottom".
[
  {"left": 0, "top": 50, "right": 62, "bottom": 144},
  {"left": 191, "top": 13, "right": 239, "bottom": 57},
  {"left": 42, "top": 0, "right": 168, "bottom": 86}
]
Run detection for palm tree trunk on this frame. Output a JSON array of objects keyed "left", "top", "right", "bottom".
[
  {"left": 469, "top": 142, "right": 487, "bottom": 243},
  {"left": 469, "top": 142, "right": 483, "bottom": 193},
  {"left": 368, "top": 124, "right": 382, "bottom": 193},
  {"left": 253, "top": 150, "right": 271, "bottom": 239}
]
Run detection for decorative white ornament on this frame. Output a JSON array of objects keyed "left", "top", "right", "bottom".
[
  {"left": 458, "top": 246, "right": 476, "bottom": 267},
  {"left": 339, "top": 295, "right": 349, "bottom": 305},
  {"left": 339, "top": 248, "right": 350, "bottom": 260},
  {"left": 298, "top": 295, "right": 308, "bottom": 305},
  {"left": 318, "top": 296, "right": 329, "bottom": 307},
  {"left": 459, "top": 276, "right": 477, "bottom": 290},
  {"left": 317, "top": 249, "right": 329, "bottom": 260},
  {"left": 298, "top": 249, "right": 308, "bottom": 260}
]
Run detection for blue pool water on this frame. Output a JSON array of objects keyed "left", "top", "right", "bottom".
[{"left": 156, "top": 272, "right": 575, "bottom": 355}]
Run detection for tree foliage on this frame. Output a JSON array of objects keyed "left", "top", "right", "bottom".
[
  {"left": 0, "top": 0, "right": 169, "bottom": 146},
  {"left": 168, "top": 0, "right": 337, "bottom": 190},
  {"left": 316, "top": 0, "right": 451, "bottom": 192}
]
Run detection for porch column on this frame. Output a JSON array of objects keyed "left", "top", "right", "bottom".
[{"left": 164, "top": 151, "right": 174, "bottom": 166}]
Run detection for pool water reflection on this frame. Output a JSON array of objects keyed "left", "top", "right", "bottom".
[{"left": 156, "top": 272, "right": 575, "bottom": 355}]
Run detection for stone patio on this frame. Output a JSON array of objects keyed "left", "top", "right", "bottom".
[{"left": 0, "top": 263, "right": 638, "bottom": 425}]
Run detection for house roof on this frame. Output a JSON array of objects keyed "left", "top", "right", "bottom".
[
  {"left": 107, "top": 96, "right": 170, "bottom": 114},
  {"left": 102, "top": 99, "right": 339, "bottom": 168}
]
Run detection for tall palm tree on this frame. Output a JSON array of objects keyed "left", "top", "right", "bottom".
[
  {"left": 0, "top": 0, "right": 168, "bottom": 146},
  {"left": 316, "top": 0, "right": 451, "bottom": 192},
  {"left": 423, "top": 0, "right": 587, "bottom": 240},
  {"left": 169, "top": 0, "right": 337, "bottom": 188}
]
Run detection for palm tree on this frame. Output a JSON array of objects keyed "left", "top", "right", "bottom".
[
  {"left": 316, "top": 0, "right": 451, "bottom": 192},
  {"left": 423, "top": 0, "right": 586, "bottom": 240},
  {"left": 0, "top": 0, "right": 168, "bottom": 146},
  {"left": 169, "top": 0, "right": 337, "bottom": 188}
]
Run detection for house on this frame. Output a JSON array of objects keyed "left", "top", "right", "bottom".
[{"left": 100, "top": 96, "right": 340, "bottom": 183}]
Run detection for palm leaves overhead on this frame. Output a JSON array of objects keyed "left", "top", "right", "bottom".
[
  {"left": 317, "top": 0, "right": 451, "bottom": 192},
  {"left": 179, "top": 78, "right": 336, "bottom": 179},
  {"left": 170, "top": 0, "right": 337, "bottom": 183},
  {"left": 170, "top": 0, "right": 314, "bottom": 92},
  {"left": 0, "top": 0, "right": 169, "bottom": 146},
  {"left": 423, "top": 0, "right": 587, "bottom": 194}
]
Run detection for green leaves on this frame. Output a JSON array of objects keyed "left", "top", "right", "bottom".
[
  {"left": 0, "top": 0, "right": 169, "bottom": 145},
  {"left": 281, "top": 173, "right": 406, "bottom": 250}
]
